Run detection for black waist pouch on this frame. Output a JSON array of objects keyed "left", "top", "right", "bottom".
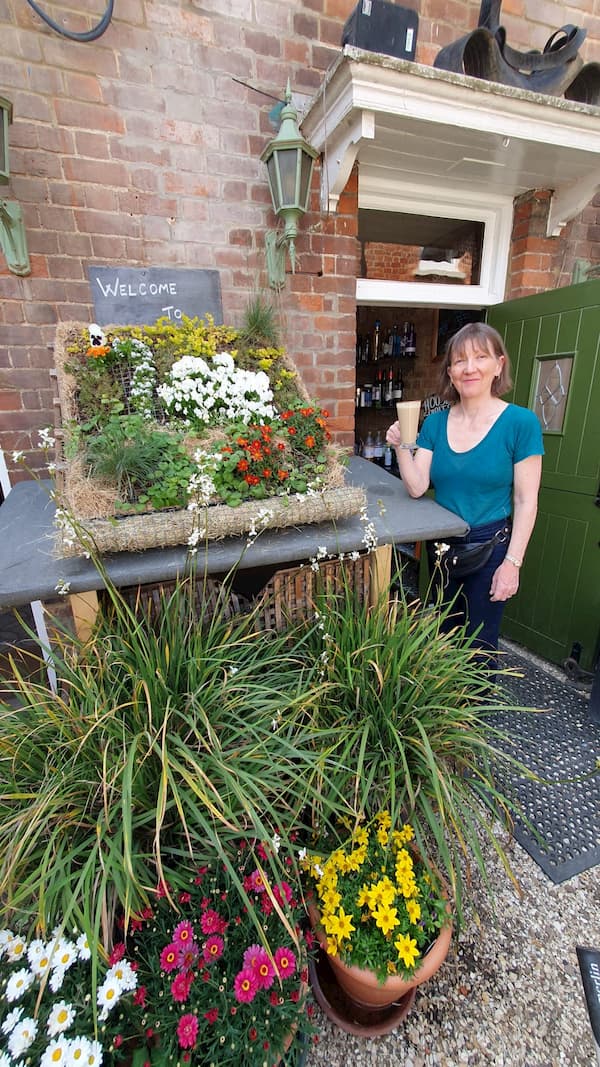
[{"left": 435, "top": 523, "right": 511, "bottom": 580}]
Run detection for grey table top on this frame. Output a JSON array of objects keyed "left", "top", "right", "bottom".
[{"left": 0, "top": 457, "right": 468, "bottom": 608}]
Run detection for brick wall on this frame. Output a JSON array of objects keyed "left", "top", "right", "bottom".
[{"left": 0, "top": 0, "right": 599, "bottom": 475}]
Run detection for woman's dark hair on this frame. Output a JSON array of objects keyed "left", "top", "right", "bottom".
[{"left": 438, "top": 322, "right": 513, "bottom": 402}]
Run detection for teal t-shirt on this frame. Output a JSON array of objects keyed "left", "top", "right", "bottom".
[{"left": 416, "top": 404, "right": 544, "bottom": 528}]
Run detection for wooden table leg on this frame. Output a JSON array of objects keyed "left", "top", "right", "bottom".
[
  {"left": 369, "top": 544, "right": 392, "bottom": 607},
  {"left": 69, "top": 590, "right": 99, "bottom": 642}
]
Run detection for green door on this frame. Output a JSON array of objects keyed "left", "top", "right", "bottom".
[{"left": 488, "top": 280, "right": 600, "bottom": 672}]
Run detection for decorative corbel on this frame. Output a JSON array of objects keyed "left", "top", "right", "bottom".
[
  {"left": 320, "top": 109, "right": 375, "bottom": 213},
  {"left": 547, "top": 173, "right": 600, "bottom": 237}
]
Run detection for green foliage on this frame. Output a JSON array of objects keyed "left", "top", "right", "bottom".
[
  {"left": 298, "top": 572, "right": 534, "bottom": 925},
  {"left": 0, "top": 573, "right": 333, "bottom": 947},
  {"left": 239, "top": 294, "right": 280, "bottom": 347},
  {"left": 83, "top": 411, "right": 186, "bottom": 503}
]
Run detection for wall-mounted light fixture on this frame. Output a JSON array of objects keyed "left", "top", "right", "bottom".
[
  {"left": 0, "top": 95, "right": 31, "bottom": 277},
  {"left": 260, "top": 82, "right": 317, "bottom": 290}
]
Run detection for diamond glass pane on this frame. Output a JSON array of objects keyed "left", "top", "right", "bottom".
[{"left": 533, "top": 356, "right": 573, "bottom": 432}]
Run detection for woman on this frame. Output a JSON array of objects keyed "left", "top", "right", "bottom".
[{"left": 386, "top": 322, "right": 543, "bottom": 659}]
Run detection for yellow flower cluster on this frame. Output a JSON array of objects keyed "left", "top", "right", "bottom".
[{"left": 303, "top": 812, "right": 424, "bottom": 974}]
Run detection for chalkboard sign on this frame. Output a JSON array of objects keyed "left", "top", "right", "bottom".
[
  {"left": 577, "top": 946, "right": 600, "bottom": 1064},
  {"left": 87, "top": 266, "right": 223, "bottom": 327}
]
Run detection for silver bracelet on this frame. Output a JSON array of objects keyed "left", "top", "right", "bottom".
[
  {"left": 505, "top": 553, "right": 522, "bottom": 568},
  {"left": 398, "top": 443, "right": 417, "bottom": 450}
]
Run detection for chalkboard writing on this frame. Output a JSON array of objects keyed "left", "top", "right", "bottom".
[
  {"left": 87, "top": 266, "right": 223, "bottom": 327},
  {"left": 577, "top": 946, "right": 600, "bottom": 1064}
]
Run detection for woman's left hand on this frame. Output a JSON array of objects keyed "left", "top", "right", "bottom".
[{"left": 489, "top": 559, "right": 520, "bottom": 602}]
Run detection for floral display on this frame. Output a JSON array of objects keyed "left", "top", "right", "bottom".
[
  {"left": 301, "top": 812, "right": 449, "bottom": 984},
  {"left": 124, "top": 842, "right": 315, "bottom": 1066},
  {"left": 60, "top": 316, "right": 339, "bottom": 517},
  {"left": 0, "top": 927, "right": 138, "bottom": 1066}
]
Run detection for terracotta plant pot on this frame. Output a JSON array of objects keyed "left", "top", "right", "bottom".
[{"left": 308, "top": 902, "right": 452, "bottom": 1011}]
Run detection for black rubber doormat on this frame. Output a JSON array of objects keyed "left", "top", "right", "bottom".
[{"left": 490, "top": 644, "right": 600, "bottom": 884}]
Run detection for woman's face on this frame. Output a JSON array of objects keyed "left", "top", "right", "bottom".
[{"left": 448, "top": 338, "right": 504, "bottom": 400}]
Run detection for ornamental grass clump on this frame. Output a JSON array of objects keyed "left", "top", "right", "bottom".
[
  {"left": 302, "top": 811, "right": 449, "bottom": 984},
  {"left": 124, "top": 842, "right": 315, "bottom": 1067}
]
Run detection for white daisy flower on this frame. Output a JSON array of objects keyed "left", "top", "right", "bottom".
[
  {"left": 5, "top": 968, "right": 35, "bottom": 1002},
  {"left": 0, "top": 1052, "right": 12, "bottom": 1067},
  {"left": 75, "top": 933, "right": 91, "bottom": 961},
  {"left": 5, "top": 936, "right": 27, "bottom": 963},
  {"left": 85, "top": 1039, "right": 103, "bottom": 1066},
  {"left": 52, "top": 938, "right": 78, "bottom": 972},
  {"left": 69, "top": 1036, "right": 92, "bottom": 1065},
  {"left": 106, "top": 958, "right": 137, "bottom": 992},
  {"left": 97, "top": 976, "right": 123, "bottom": 1018},
  {"left": 0, "top": 929, "right": 16, "bottom": 953},
  {"left": 49, "top": 966, "right": 66, "bottom": 992},
  {"left": 47, "top": 1000, "right": 75, "bottom": 1036},
  {"left": 1, "top": 1006, "right": 24, "bottom": 1035},
  {"left": 7, "top": 1017, "right": 37, "bottom": 1058},
  {"left": 28, "top": 938, "right": 53, "bottom": 976},
  {"left": 40, "top": 1036, "right": 71, "bottom": 1067}
]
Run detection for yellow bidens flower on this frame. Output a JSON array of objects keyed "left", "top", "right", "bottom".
[{"left": 303, "top": 812, "right": 447, "bottom": 984}]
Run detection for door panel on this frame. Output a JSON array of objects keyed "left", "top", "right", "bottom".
[{"left": 488, "top": 280, "right": 600, "bottom": 672}]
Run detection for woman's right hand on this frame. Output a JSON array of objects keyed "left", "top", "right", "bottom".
[{"left": 386, "top": 421, "right": 403, "bottom": 448}]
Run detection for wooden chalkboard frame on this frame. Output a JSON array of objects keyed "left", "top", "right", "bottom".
[{"left": 87, "top": 265, "right": 223, "bottom": 327}]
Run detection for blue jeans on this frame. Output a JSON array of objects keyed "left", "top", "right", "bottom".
[{"left": 427, "top": 518, "right": 511, "bottom": 659}]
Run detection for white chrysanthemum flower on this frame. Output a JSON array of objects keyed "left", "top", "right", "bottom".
[
  {"left": 75, "top": 933, "right": 91, "bottom": 961},
  {"left": 1, "top": 1006, "right": 24, "bottom": 1035},
  {"left": 5, "top": 968, "right": 35, "bottom": 1002},
  {"left": 7, "top": 1017, "right": 37, "bottom": 1057},
  {"left": 5, "top": 936, "right": 27, "bottom": 963},
  {"left": 40, "top": 1036, "right": 71, "bottom": 1067},
  {"left": 47, "top": 1001, "right": 75, "bottom": 1036}
]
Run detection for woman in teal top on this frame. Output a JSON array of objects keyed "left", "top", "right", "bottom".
[{"left": 386, "top": 322, "right": 544, "bottom": 659}]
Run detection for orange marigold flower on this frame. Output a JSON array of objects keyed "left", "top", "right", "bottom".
[
  {"left": 277, "top": 469, "right": 289, "bottom": 480},
  {"left": 315, "top": 417, "right": 326, "bottom": 429},
  {"left": 287, "top": 427, "right": 297, "bottom": 436},
  {"left": 221, "top": 446, "right": 233, "bottom": 454},
  {"left": 276, "top": 442, "right": 286, "bottom": 451},
  {"left": 301, "top": 407, "right": 314, "bottom": 417},
  {"left": 322, "top": 409, "right": 330, "bottom": 418},
  {"left": 304, "top": 435, "right": 316, "bottom": 448},
  {"left": 262, "top": 469, "right": 272, "bottom": 478},
  {"left": 237, "top": 437, "right": 249, "bottom": 447},
  {"left": 86, "top": 345, "right": 111, "bottom": 359},
  {"left": 244, "top": 474, "right": 260, "bottom": 486},
  {"left": 280, "top": 411, "right": 293, "bottom": 420},
  {"left": 237, "top": 459, "right": 250, "bottom": 472},
  {"left": 260, "top": 426, "right": 272, "bottom": 440}
]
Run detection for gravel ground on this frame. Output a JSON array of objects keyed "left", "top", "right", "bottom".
[{"left": 306, "top": 832, "right": 600, "bottom": 1066}]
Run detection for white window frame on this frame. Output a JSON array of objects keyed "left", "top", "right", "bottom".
[{"left": 357, "top": 178, "right": 514, "bottom": 309}]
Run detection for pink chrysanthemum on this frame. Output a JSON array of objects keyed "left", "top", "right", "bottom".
[
  {"left": 133, "top": 986, "right": 147, "bottom": 1008},
  {"left": 177, "top": 1013, "right": 198, "bottom": 1049},
  {"left": 171, "top": 970, "right": 194, "bottom": 1004},
  {"left": 202, "top": 936, "right": 224, "bottom": 963},
  {"left": 243, "top": 945, "right": 275, "bottom": 990},
  {"left": 273, "top": 881, "right": 293, "bottom": 907},
  {"left": 204, "top": 1008, "right": 218, "bottom": 1025},
  {"left": 234, "top": 966, "right": 259, "bottom": 1004},
  {"left": 179, "top": 944, "right": 199, "bottom": 971},
  {"left": 109, "top": 942, "right": 126, "bottom": 965},
  {"left": 247, "top": 869, "right": 266, "bottom": 893},
  {"left": 274, "top": 946, "right": 296, "bottom": 979},
  {"left": 200, "top": 909, "right": 227, "bottom": 935},
  {"left": 173, "top": 920, "right": 195, "bottom": 947},
  {"left": 160, "top": 942, "right": 181, "bottom": 972}
]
